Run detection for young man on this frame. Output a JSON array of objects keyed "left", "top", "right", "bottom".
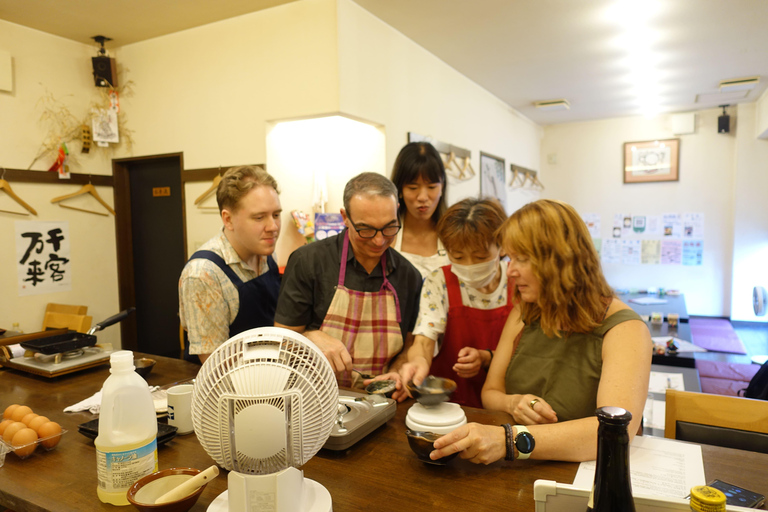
[
  {"left": 179, "top": 166, "right": 282, "bottom": 363},
  {"left": 274, "top": 172, "right": 423, "bottom": 389}
]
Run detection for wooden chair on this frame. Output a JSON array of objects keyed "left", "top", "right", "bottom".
[
  {"left": 45, "top": 303, "right": 88, "bottom": 316},
  {"left": 42, "top": 311, "right": 92, "bottom": 333},
  {"left": 665, "top": 389, "right": 768, "bottom": 453}
]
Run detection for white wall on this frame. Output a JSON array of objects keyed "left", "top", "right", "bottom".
[
  {"left": 336, "top": 0, "right": 543, "bottom": 212},
  {"left": 0, "top": 20, "right": 121, "bottom": 346},
  {"left": 541, "top": 109, "right": 736, "bottom": 317},
  {"left": 731, "top": 102, "right": 768, "bottom": 321}
]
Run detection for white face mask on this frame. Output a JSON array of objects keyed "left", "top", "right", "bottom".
[{"left": 451, "top": 257, "right": 499, "bottom": 289}]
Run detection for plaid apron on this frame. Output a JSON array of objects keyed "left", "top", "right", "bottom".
[{"left": 320, "top": 231, "right": 403, "bottom": 389}]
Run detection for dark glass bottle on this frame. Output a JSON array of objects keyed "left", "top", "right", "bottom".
[{"left": 586, "top": 406, "right": 636, "bottom": 512}]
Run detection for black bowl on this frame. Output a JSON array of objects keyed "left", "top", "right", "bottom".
[
  {"left": 405, "top": 430, "right": 459, "bottom": 465},
  {"left": 134, "top": 358, "right": 156, "bottom": 378},
  {"left": 365, "top": 380, "right": 397, "bottom": 398},
  {"left": 406, "top": 376, "right": 457, "bottom": 406}
]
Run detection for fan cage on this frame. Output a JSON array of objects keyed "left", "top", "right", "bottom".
[{"left": 192, "top": 328, "right": 338, "bottom": 473}]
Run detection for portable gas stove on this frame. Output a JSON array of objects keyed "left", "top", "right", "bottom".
[{"left": 323, "top": 389, "right": 396, "bottom": 451}]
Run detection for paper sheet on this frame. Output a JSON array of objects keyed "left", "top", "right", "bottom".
[
  {"left": 573, "top": 436, "right": 705, "bottom": 499},
  {"left": 644, "top": 396, "right": 667, "bottom": 430},
  {"left": 628, "top": 297, "right": 668, "bottom": 305},
  {"left": 648, "top": 371, "right": 685, "bottom": 393}
]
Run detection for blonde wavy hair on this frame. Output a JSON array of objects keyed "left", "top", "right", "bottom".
[
  {"left": 216, "top": 165, "right": 279, "bottom": 214},
  {"left": 497, "top": 199, "right": 614, "bottom": 337}
]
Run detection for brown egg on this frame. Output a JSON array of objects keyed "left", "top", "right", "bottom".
[
  {"left": 3, "top": 421, "right": 27, "bottom": 443},
  {"left": 0, "top": 419, "right": 14, "bottom": 435},
  {"left": 11, "top": 428, "right": 38, "bottom": 458},
  {"left": 28, "top": 415, "right": 50, "bottom": 433},
  {"left": 21, "top": 412, "right": 39, "bottom": 426},
  {"left": 37, "top": 421, "right": 62, "bottom": 449},
  {"left": 10, "top": 405, "right": 33, "bottom": 422},
  {"left": 3, "top": 404, "right": 20, "bottom": 419}
]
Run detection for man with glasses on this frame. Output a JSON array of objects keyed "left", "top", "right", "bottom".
[{"left": 275, "top": 172, "right": 423, "bottom": 389}]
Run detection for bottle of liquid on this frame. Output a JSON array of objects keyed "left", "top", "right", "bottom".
[
  {"left": 586, "top": 406, "right": 636, "bottom": 512},
  {"left": 95, "top": 350, "right": 158, "bottom": 505}
]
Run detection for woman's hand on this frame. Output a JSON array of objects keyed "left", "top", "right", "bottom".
[
  {"left": 430, "top": 423, "right": 507, "bottom": 465},
  {"left": 509, "top": 394, "right": 558, "bottom": 425},
  {"left": 453, "top": 347, "right": 485, "bottom": 378},
  {"left": 398, "top": 357, "right": 430, "bottom": 392}
]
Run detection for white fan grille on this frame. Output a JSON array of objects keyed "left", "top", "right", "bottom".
[{"left": 192, "top": 327, "right": 338, "bottom": 474}]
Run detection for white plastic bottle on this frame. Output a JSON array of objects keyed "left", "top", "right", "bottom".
[{"left": 95, "top": 350, "right": 158, "bottom": 505}]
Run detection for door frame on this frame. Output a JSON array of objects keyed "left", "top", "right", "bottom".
[{"left": 112, "top": 153, "right": 186, "bottom": 351}]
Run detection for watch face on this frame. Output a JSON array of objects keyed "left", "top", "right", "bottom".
[{"left": 515, "top": 431, "right": 535, "bottom": 454}]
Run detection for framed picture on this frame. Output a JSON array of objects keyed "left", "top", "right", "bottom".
[
  {"left": 480, "top": 152, "right": 506, "bottom": 209},
  {"left": 623, "top": 138, "right": 680, "bottom": 183}
]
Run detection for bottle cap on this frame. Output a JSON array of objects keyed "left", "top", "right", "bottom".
[
  {"left": 109, "top": 350, "right": 135, "bottom": 371},
  {"left": 690, "top": 486, "right": 726, "bottom": 512},
  {"left": 595, "top": 406, "right": 632, "bottom": 424}
]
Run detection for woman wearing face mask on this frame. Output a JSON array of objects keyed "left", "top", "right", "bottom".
[
  {"left": 390, "top": 142, "right": 450, "bottom": 278},
  {"left": 396, "top": 198, "right": 510, "bottom": 408}
]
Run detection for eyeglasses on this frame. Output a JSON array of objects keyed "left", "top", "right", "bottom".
[{"left": 348, "top": 216, "right": 401, "bottom": 239}]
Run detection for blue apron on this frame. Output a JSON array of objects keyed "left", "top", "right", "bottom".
[{"left": 187, "top": 250, "right": 281, "bottom": 337}]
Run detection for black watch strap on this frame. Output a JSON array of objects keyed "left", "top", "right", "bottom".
[{"left": 502, "top": 423, "right": 514, "bottom": 461}]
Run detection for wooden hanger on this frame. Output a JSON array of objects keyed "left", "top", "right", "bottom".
[
  {"left": 459, "top": 156, "right": 475, "bottom": 179},
  {"left": 0, "top": 168, "right": 37, "bottom": 216},
  {"left": 443, "top": 152, "right": 471, "bottom": 181},
  {"left": 194, "top": 173, "right": 222, "bottom": 206},
  {"left": 50, "top": 181, "right": 116, "bottom": 216}
]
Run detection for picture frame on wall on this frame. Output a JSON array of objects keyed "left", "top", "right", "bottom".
[
  {"left": 623, "top": 138, "right": 680, "bottom": 183},
  {"left": 480, "top": 152, "right": 506, "bottom": 209}
]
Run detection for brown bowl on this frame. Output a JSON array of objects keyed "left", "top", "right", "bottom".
[
  {"left": 405, "top": 430, "right": 459, "bottom": 465},
  {"left": 127, "top": 467, "right": 206, "bottom": 512},
  {"left": 134, "top": 358, "right": 156, "bottom": 379},
  {"left": 365, "top": 379, "right": 397, "bottom": 398},
  {"left": 406, "top": 376, "right": 457, "bottom": 406}
]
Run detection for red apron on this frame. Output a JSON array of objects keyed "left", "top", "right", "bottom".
[
  {"left": 320, "top": 231, "right": 403, "bottom": 389},
  {"left": 430, "top": 264, "right": 514, "bottom": 408}
]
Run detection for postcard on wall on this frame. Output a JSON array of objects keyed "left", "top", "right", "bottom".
[
  {"left": 682, "top": 240, "right": 704, "bottom": 266},
  {"left": 621, "top": 239, "right": 642, "bottom": 265},
  {"left": 582, "top": 213, "right": 601, "bottom": 238},
  {"left": 683, "top": 213, "right": 704, "bottom": 238},
  {"left": 92, "top": 108, "right": 119, "bottom": 143},
  {"left": 661, "top": 239, "right": 683, "bottom": 265},
  {"left": 641, "top": 240, "right": 661, "bottom": 264},
  {"left": 662, "top": 213, "right": 683, "bottom": 238},
  {"left": 593, "top": 238, "right": 602, "bottom": 258},
  {"left": 15, "top": 221, "right": 72, "bottom": 296},
  {"left": 644, "top": 215, "right": 663, "bottom": 237},
  {"left": 601, "top": 238, "right": 621, "bottom": 264},
  {"left": 632, "top": 215, "right": 646, "bottom": 234}
]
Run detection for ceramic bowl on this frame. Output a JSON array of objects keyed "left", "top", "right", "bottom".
[
  {"left": 365, "top": 379, "right": 397, "bottom": 398},
  {"left": 406, "top": 376, "right": 457, "bottom": 406},
  {"left": 405, "top": 430, "right": 459, "bottom": 465},
  {"left": 127, "top": 467, "right": 206, "bottom": 512},
  {"left": 134, "top": 358, "right": 156, "bottom": 378}
]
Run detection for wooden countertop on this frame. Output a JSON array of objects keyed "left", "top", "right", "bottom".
[{"left": 1, "top": 353, "right": 767, "bottom": 512}]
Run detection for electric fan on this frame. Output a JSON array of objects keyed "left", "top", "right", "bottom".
[{"left": 192, "top": 326, "right": 339, "bottom": 512}]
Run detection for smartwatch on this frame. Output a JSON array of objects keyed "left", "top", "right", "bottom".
[{"left": 513, "top": 425, "right": 535, "bottom": 460}]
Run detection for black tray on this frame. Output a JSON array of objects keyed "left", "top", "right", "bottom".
[
  {"left": 20, "top": 331, "right": 97, "bottom": 355},
  {"left": 77, "top": 419, "right": 178, "bottom": 446}
]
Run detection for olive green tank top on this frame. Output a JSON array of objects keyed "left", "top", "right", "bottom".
[{"left": 504, "top": 308, "right": 643, "bottom": 422}]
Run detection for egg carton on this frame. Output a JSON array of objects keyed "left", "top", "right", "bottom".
[{"left": 0, "top": 428, "right": 67, "bottom": 465}]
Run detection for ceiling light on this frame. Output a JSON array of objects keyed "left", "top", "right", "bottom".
[
  {"left": 534, "top": 99, "right": 570, "bottom": 112},
  {"left": 719, "top": 76, "right": 759, "bottom": 92}
]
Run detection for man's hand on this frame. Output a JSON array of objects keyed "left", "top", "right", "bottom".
[{"left": 303, "top": 330, "right": 353, "bottom": 373}]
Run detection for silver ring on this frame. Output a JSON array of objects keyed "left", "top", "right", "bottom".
[{"left": 529, "top": 398, "right": 539, "bottom": 410}]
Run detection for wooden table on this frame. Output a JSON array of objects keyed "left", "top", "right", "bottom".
[{"left": 2, "top": 353, "right": 768, "bottom": 512}]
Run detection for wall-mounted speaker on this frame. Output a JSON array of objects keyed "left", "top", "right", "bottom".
[
  {"left": 92, "top": 56, "right": 117, "bottom": 88},
  {"left": 718, "top": 114, "right": 730, "bottom": 134}
]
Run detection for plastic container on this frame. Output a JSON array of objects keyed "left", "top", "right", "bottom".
[
  {"left": 95, "top": 350, "right": 158, "bottom": 506},
  {"left": 0, "top": 428, "right": 67, "bottom": 461}
]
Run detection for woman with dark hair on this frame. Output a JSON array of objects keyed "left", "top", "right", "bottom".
[
  {"left": 429, "top": 199, "right": 651, "bottom": 463},
  {"left": 394, "top": 197, "right": 511, "bottom": 408},
  {"left": 389, "top": 142, "right": 450, "bottom": 278}
]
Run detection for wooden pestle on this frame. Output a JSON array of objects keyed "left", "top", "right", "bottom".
[{"left": 154, "top": 465, "right": 219, "bottom": 504}]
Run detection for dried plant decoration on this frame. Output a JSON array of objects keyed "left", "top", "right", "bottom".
[{"left": 27, "top": 77, "right": 135, "bottom": 171}]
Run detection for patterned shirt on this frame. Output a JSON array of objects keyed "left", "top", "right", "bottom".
[
  {"left": 414, "top": 260, "right": 510, "bottom": 343},
  {"left": 178, "top": 230, "right": 271, "bottom": 355}
]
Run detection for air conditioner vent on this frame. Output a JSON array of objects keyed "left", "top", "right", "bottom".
[
  {"left": 719, "top": 76, "right": 759, "bottom": 92},
  {"left": 534, "top": 99, "right": 570, "bottom": 111}
]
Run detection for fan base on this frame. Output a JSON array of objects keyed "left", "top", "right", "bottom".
[{"left": 207, "top": 479, "right": 332, "bottom": 512}]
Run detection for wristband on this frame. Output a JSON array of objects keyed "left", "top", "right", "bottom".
[{"left": 502, "top": 423, "right": 514, "bottom": 461}]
